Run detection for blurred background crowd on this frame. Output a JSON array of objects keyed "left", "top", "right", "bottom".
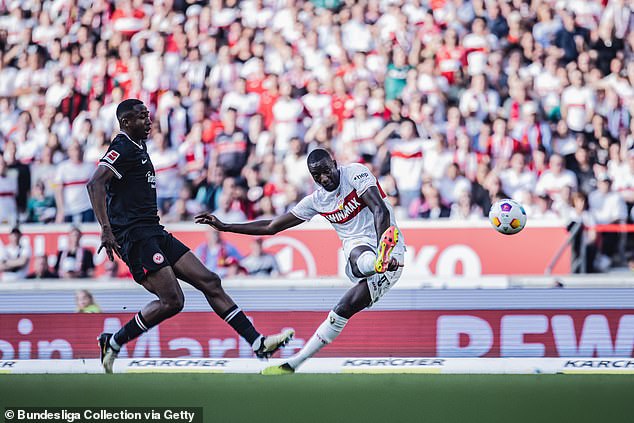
[{"left": 0, "top": 0, "right": 632, "bottom": 272}]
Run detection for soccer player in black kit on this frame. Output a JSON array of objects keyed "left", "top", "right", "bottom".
[{"left": 87, "top": 99, "right": 293, "bottom": 373}]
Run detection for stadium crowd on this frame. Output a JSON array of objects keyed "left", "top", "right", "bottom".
[{"left": 0, "top": 0, "right": 632, "bottom": 271}]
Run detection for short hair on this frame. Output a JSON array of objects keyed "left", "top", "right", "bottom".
[
  {"left": 307, "top": 148, "right": 333, "bottom": 166},
  {"left": 116, "top": 99, "right": 143, "bottom": 123}
]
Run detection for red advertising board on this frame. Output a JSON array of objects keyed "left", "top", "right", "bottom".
[
  {"left": 0, "top": 310, "right": 630, "bottom": 359},
  {"left": 0, "top": 222, "right": 570, "bottom": 277}
]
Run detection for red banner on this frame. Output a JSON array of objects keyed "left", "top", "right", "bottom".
[
  {"left": 0, "top": 310, "right": 631, "bottom": 359},
  {"left": 1, "top": 223, "right": 570, "bottom": 277}
]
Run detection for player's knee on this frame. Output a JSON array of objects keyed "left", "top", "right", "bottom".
[
  {"left": 161, "top": 295, "right": 185, "bottom": 316},
  {"left": 203, "top": 272, "right": 223, "bottom": 296},
  {"left": 333, "top": 303, "right": 354, "bottom": 319}
]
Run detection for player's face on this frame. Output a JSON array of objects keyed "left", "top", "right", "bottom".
[
  {"left": 126, "top": 104, "right": 152, "bottom": 140},
  {"left": 309, "top": 159, "right": 340, "bottom": 192}
]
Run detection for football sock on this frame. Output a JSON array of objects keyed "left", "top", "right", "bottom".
[
  {"left": 356, "top": 251, "right": 377, "bottom": 276},
  {"left": 220, "top": 305, "right": 262, "bottom": 346},
  {"left": 112, "top": 312, "right": 150, "bottom": 349},
  {"left": 286, "top": 310, "right": 348, "bottom": 370}
]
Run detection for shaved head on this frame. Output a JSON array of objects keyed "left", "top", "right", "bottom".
[
  {"left": 307, "top": 148, "right": 333, "bottom": 166},
  {"left": 116, "top": 99, "right": 151, "bottom": 141},
  {"left": 116, "top": 99, "right": 144, "bottom": 124}
]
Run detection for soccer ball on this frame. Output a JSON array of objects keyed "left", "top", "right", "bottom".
[{"left": 489, "top": 199, "right": 527, "bottom": 235}]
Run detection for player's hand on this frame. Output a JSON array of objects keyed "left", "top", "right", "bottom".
[
  {"left": 98, "top": 228, "right": 121, "bottom": 262},
  {"left": 195, "top": 213, "right": 227, "bottom": 231},
  {"left": 387, "top": 257, "right": 403, "bottom": 272}
]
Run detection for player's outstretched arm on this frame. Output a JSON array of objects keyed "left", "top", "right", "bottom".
[
  {"left": 195, "top": 212, "right": 305, "bottom": 236},
  {"left": 360, "top": 186, "right": 391, "bottom": 246},
  {"left": 86, "top": 166, "right": 121, "bottom": 261}
]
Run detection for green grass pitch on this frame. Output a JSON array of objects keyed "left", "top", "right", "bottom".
[{"left": 1, "top": 374, "right": 633, "bottom": 423}]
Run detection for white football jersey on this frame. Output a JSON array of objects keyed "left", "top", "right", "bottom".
[{"left": 291, "top": 163, "right": 397, "bottom": 251}]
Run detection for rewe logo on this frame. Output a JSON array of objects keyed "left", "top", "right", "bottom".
[{"left": 436, "top": 314, "right": 634, "bottom": 357}]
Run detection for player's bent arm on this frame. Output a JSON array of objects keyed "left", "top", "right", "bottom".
[
  {"left": 87, "top": 165, "right": 116, "bottom": 230},
  {"left": 360, "top": 186, "right": 391, "bottom": 246},
  {"left": 197, "top": 212, "right": 305, "bottom": 236}
]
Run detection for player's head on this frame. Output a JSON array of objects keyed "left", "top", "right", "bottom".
[
  {"left": 307, "top": 149, "right": 340, "bottom": 192},
  {"left": 116, "top": 99, "right": 151, "bottom": 141}
]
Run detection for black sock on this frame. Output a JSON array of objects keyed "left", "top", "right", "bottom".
[
  {"left": 220, "top": 305, "right": 261, "bottom": 345},
  {"left": 113, "top": 312, "right": 150, "bottom": 348}
]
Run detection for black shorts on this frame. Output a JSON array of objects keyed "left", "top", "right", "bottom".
[{"left": 121, "top": 232, "right": 190, "bottom": 283}]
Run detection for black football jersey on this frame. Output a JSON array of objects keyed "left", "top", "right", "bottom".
[{"left": 98, "top": 132, "right": 160, "bottom": 241}]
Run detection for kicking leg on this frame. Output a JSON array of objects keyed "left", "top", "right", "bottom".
[
  {"left": 263, "top": 239, "right": 404, "bottom": 375},
  {"left": 263, "top": 281, "right": 372, "bottom": 375},
  {"left": 172, "top": 251, "right": 293, "bottom": 358}
]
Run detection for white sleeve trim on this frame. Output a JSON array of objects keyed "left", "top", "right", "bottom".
[
  {"left": 289, "top": 209, "right": 309, "bottom": 221},
  {"left": 98, "top": 162, "right": 123, "bottom": 179},
  {"left": 356, "top": 179, "right": 378, "bottom": 197}
]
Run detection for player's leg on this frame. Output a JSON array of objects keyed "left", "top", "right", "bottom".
[
  {"left": 99, "top": 237, "right": 185, "bottom": 373},
  {"left": 263, "top": 242, "right": 405, "bottom": 375},
  {"left": 99, "top": 265, "right": 184, "bottom": 373},
  {"left": 265, "top": 281, "right": 371, "bottom": 374},
  {"left": 171, "top": 248, "right": 293, "bottom": 358}
]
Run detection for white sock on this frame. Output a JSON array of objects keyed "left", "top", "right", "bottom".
[
  {"left": 286, "top": 311, "right": 348, "bottom": 370},
  {"left": 109, "top": 336, "right": 121, "bottom": 352},
  {"left": 356, "top": 251, "right": 377, "bottom": 276}
]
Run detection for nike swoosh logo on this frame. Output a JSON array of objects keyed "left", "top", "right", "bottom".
[{"left": 142, "top": 159, "right": 148, "bottom": 164}]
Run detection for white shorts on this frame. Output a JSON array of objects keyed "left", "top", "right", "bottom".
[{"left": 344, "top": 232, "right": 405, "bottom": 307}]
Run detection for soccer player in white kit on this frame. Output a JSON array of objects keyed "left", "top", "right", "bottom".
[{"left": 195, "top": 149, "right": 404, "bottom": 374}]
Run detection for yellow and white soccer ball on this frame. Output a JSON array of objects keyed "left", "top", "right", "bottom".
[{"left": 489, "top": 199, "right": 527, "bottom": 235}]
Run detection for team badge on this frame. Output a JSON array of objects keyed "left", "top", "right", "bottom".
[
  {"left": 103, "top": 150, "right": 120, "bottom": 164},
  {"left": 153, "top": 253, "right": 164, "bottom": 264},
  {"left": 337, "top": 198, "right": 344, "bottom": 210}
]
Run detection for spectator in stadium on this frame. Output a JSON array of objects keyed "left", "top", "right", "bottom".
[
  {"left": 569, "top": 146, "right": 597, "bottom": 196},
  {"left": 589, "top": 175, "right": 628, "bottom": 264},
  {"left": 567, "top": 191, "right": 597, "bottom": 273},
  {"left": 535, "top": 154, "right": 578, "bottom": 202},
  {"left": 212, "top": 191, "right": 247, "bottom": 223},
  {"left": 0, "top": 155, "right": 18, "bottom": 224},
  {"left": 54, "top": 226, "right": 95, "bottom": 279},
  {"left": 194, "top": 230, "right": 243, "bottom": 278},
  {"left": 162, "top": 185, "right": 204, "bottom": 223},
  {"left": 213, "top": 108, "right": 250, "bottom": 178},
  {"left": 450, "top": 190, "right": 483, "bottom": 221},
  {"left": 224, "top": 256, "right": 249, "bottom": 277},
  {"left": 26, "top": 180, "right": 56, "bottom": 223},
  {"left": 4, "top": 141, "right": 30, "bottom": 216},
  {"left": 241, "top": 238, "right": 280, "bottom": 277},
  {"left": 26, "top": 255, "right": 57, "bottom": 279},
  {"left": 512, "top": 101, "right": 552, "bottom": 155},
  {"left": 149, "top": 132, "right": 183, "bottom": 213},
  {"left": 75, "top": 289, "right": 102, "bottom": 313},
  {"left": 561, "top": 69, "right": 595, "bottom": 134},
  {"left": 54, "top": 142, "right": 95, "bottom": 224},
  {"left": 283, "top": 138, "right": 311, "bottom": 191},
  {"left": 438, "top": 162, "right": 471, "bottom": 205},
  {"left": 379, "top": 120, "right": 425, "bottom": 208},
  {"left": 195, "top": 166, "right": 225, "bottom": 213},
  {"left": 500, "top": 153, "right": 537, "bottom": 201},
  {"left": 0, "top": 227, "right": 32, "bottom": 282},
  {"left": 414, "top": 186, "right": 451, "bottom": 219}
]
